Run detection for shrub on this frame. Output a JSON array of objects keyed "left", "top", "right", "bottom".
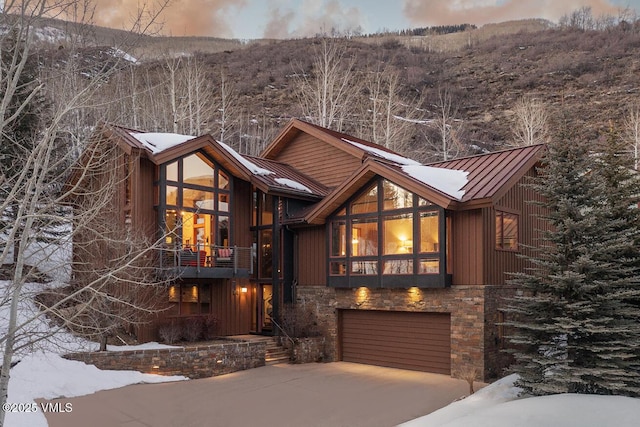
[
  {"left": 158, "top": 320, "right": 181, "bottom": 344},
  {"left": 182, "top": 317, "right": 204, "bottom": 342},
  {"left": 278, "top": 304, "right": 322, "bottom": 338},
  {"left": 203, "top": 315, "right": 219, "bottom": 340}
]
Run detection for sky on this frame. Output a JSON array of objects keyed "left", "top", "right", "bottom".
[{"left": 87, "top": 0, "right": 640, "bottom": 39}]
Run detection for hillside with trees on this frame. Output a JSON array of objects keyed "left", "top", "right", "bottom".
[{"left": 27, "top": 9, "right": 640, "bottom": 164}]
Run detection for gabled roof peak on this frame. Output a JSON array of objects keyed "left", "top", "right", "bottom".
[{"left": 261, "top": 118, "right": 415, "bottom": 165}]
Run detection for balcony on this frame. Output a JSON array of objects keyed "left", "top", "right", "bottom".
[{"left": 159, "top": 244, "right": 254, "bottom": 279}]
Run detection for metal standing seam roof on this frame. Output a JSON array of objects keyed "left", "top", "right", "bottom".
[
  {"left": 103, "top": 123, "right": 544, "bottom": 206},
  {"left": 427, "top": 144, "right": 545, "bottom": 202},
  {"left": 244, "top": 156, "right": 331, "bottom": 198}
]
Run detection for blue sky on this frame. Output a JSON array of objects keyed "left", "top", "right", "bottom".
[{"left": 93, "top": 0, "right": 640, "bottom": 39}]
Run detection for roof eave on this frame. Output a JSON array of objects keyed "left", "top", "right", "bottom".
[{"left": 304, "top": 159, "right": 462, "bottom": 225}]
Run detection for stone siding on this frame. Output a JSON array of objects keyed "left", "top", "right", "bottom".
[
  {"left": 64, "top": 340, "right": 265, "bottom": 379},
  {"left": 297, "top": 284, "right": 489, "bottom": 380},
  {"left": 283, "top": 337, "right": 327, "bottom": 363}
]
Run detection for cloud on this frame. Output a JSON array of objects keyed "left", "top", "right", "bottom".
[
  {"left": 402, "top": 0, "right": 621, "bottom": 26},
  {"left": 263, "top": 0, "right": 367, "bottom": 38},
  {"left": 87, "top": 0, "right": 247, "bottom": 37}
]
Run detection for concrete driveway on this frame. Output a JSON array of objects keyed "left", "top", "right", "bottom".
[{"left": 44, "top": 362, "right": 479, "bottom": 427}]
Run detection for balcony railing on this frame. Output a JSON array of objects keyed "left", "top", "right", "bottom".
[{"left": 159, "top": 243, "right": 254, "bottom": 277}]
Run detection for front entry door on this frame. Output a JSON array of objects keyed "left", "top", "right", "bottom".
[{"left": 253, "top": 284, "right": 273, "bottom": 334}]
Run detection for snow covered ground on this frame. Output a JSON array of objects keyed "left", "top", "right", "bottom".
[
  {"left": 1, "top": 237, "right": 185, "bottom": 427},
  {"left": 6, "top": 350, "right": 185, "bottom": 427},
  {"left": 401, "top": 374, "right": 640, "bottom": 427},
  {"left": 0, "top": 278, "right": 186, "bottom": 427}
]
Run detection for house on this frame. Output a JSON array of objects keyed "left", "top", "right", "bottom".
[{"left": 72, "top": 119, "right": 545, "bottom": 380}]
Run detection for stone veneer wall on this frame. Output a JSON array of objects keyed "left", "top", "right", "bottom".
[
  {"left": 296, "top": 284, "right": 488, "bottom": 380},
  {"left": 64, "top": 340, "right": 265, "bottom": 379}
]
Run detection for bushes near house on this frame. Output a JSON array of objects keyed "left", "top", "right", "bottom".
[
  {"left": 277, "top": 304, "right": 327, "bottom": 363},
  {"left": 158, "top": 315, "right": 219, "bottom": 344},
  {"left": 278, "top": 304, "right": 323, "bottom": 339}
]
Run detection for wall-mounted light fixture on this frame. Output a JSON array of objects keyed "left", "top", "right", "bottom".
[{"left": 240, "top": 287, "right": 248, "bottom": 293}]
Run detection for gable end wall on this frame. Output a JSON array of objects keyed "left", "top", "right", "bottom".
[{"left": 273, "top": 133, "right": 362, "bottom": 188}]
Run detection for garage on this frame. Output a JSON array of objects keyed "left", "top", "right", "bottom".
[{"left": 339, "top": 309, "right": 451, "bottom": 375}]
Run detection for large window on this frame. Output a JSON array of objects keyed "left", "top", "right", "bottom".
[
  {"left": 328, "top": 179, "right": 449, "bottom": 288},
  {"left": 252, "top": 190, "right": 279, "bottom": 280},
  {"left": 496, "top": 210, "right": 518, "bottom": 251},
  {"left": 168, "top": 283, "right": 211, "bottom": 315},
  {"left": 158, "top": 152, "right": 232, "bottom": 263}
]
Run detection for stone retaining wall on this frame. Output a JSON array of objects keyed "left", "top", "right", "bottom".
[
  {"left": 281, "top": 337, "right": 326, "bottom": 363},
  {"left": 64, "top": 339, "right": 266, "bottom": 379}
]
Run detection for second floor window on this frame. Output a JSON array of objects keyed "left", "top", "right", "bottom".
[
  {"left": 496, "top": 210, "right": 518, "bottom": 251},
  {"left": 158, "top": 152, "right": 232, "bottom": 259},
  {"left": 329, "top": 179, "right": 445, "bottom": 280}
]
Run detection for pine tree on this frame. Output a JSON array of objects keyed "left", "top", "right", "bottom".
[
  {"left": 507, "top": 123, "right": 640, "bottom": 397},
  {"left": 576, "top": 128, "right": 640, "bottom": 395},
  {"left": 506, "top": 122, "right": 597, "bottom": 394}
]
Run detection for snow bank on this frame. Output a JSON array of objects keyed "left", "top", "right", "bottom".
[{"left": 401, "top": 374, "right": 640, "bottom": 427}]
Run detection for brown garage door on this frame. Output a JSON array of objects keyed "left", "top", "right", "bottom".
[{"left": 339, "top": 310, "right": 451, "bottom": 375}]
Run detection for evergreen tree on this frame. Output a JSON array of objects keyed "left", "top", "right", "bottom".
[
  {"left": 577, "top": 129, "right": 640, "bottom": 395},
  {"left": 506, "top": 122, "right": 640, "bottom": 396}
]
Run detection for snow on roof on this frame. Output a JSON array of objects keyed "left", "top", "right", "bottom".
[
  {"left": 402, "top": 164, "right": 468, "bottom": 200},
  {"left": 342, "top": 138, "right": 421, "bottom": 166},
  {"left": 130, "top": 132, "right": 196, "bottom": 154},
  {"left": 341, "top": 137, "right": 468, "bottom": 200},
  {"left": 275, "top": 177, "right": 312, "bottom": 193},
  {"left": 218, "top": 140, "right": 274, "bottom": 176}
]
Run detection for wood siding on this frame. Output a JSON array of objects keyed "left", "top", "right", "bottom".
[
  {"left": 132, "top": 155, "right": 157, "bottom": 239},
  {"left": 232, "top": 179, "right": 253, "bottom": 248},
  {"left": 450, "top": 210, "right": 484, "bottom": 285},
  {"left": 137, "top": 278, "right": 253, "bottom": 341},
  {"left": 211, "top": 278, "right": 252, "bottom": 336},
  {"left": 484, "top": 169, "right": 545, "bottom": 285},
  {"left": 339, "top": 310, "right": 451, "bottom": 374},
  {"left": 297, "top": 226, "right": 326, "bottom": 286},
  {"left": 273, "top": 133, "right": 362, "bottom": 188}
]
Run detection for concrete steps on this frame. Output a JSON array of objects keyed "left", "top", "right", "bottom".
[
  {"left": 232, "top": 335, "right": 290, "bottom": 365},
  {"left": 265, "top": 338, "right": 290, "bottom": 365}
]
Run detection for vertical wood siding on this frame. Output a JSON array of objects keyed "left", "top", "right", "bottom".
[
  {"left": 450, "top": 210, "right": 484, "bottom": 285},
  {"left": 133, "top": 156, "right": 157, "bottom": 239},
  {"left": 232, "top": 179, "right": 253, "bottom": 248},
  {"left": 274, "top": 134, "right": 362, "bottom": 188},
  {"left": 484, "top": 170, "right": 545, "bottom": 285},
  {"left": 297, "top": 226, "right": 326, "bottom": 286},
  {"left": 211, "top": 278, "right": 252, "bottom": 336}
]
